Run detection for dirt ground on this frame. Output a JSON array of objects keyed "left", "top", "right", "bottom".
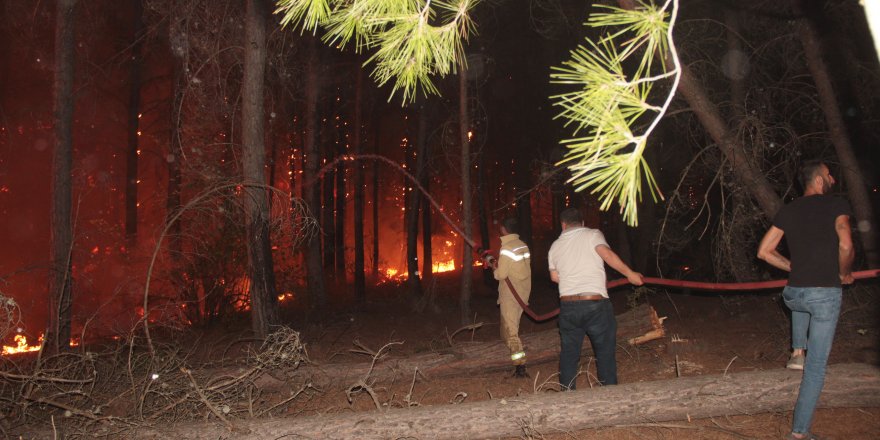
[
  {"left": 10, "top": 270, "right": 878, "bottom": 439},
  {"left": 267, "top": 271, "right": 880, "bottom": 440}
]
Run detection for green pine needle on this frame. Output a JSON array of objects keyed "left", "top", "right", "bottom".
[
  {"left": 550, "top": 0, "right": 679, "bottom": 226},
  {"left": 276, "top": 0, "right": 478, "bottom": 104}
]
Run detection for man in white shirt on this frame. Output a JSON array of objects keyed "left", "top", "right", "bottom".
[{"left": 548, "top": 208, "right": 644, "bottom": 390}]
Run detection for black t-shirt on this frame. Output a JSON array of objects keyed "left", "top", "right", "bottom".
[{"left": 772, "top": 194, "right": 852, "bottom": 287}]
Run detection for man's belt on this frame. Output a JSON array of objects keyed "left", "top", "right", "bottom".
[{"left": 559, "top": 294, "right": 605, "bottom": 302}]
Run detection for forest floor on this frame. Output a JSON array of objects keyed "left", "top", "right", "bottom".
[
  {"left": 8, "top": 270, "right": 880, "bottom": 439},
  {"left": 264, "top": 270, "right": 880, "bottom": 440}
]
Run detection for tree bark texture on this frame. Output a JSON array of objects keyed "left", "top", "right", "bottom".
[
  {"left": 46, "top": 0, "right": 77, "bottom": 355},
  {"left": 136, "top": 363, "right": 880, "bottom": 440},
  {"left": 459, "top": 64, "right": 473, "bottom": 325},
  {"left": 303, "top": 39, "right": 326, "bottom": 310},
  {"left": 797, "top": 9, "right": 879, "bottom": 267},
  {"left": 242, "top": 0, "right": 279, "bottom": 337}
]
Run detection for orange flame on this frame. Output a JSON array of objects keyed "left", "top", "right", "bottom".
[
  {"left": 1, "top": 333, "right": 80, "bottom": 355},
  {"left": 2, "top": 334, "right": 42, "bottom": 355}
]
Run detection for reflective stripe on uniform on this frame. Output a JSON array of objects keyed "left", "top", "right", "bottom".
[
  {"left": 500, "top": 249, "right": 531, "bottom": 261},
  {"left": 510, "top": 351, "right": 526, "bottom": 361}
]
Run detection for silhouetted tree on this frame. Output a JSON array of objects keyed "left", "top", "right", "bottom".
[
  {"left": 45, "top": 0, "right": 77, "bottom": 356},
  {"left": 125, "top": 0, "right": 145, "bottom": 245},
  {"left": 242, "top": 0, "right": 280, "bottom": 337}
]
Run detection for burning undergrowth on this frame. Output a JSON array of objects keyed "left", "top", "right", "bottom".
[
  {"left": 0, "top": 323, "right": 313, "bottom": 438},
  {"left": 0, "top": 181, "right": 322, "bottom": 437}
]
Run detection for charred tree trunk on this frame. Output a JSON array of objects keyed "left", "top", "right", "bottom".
[
  {"left": 45, "top": 0, "right": 76, "bottom": 356},
  {"left": 421, "top": 183, "right": 433, "bottom": 286},
  {"left": 139, "top": 363, "right": 880, "bottom": 440},
  {"left": 322, "top": 106, "right": 336, "bottom": 275},
  {"left": 406, "top": 103, "right": 429, "bottom": 301},
  {"left": 420, "top": 111, "right": 434, "bottom": 289},
  {"left": 242, "top": 0, "right": 279, "bottom": 337},
  {"left": 458, "top": 63, "right": 473, "bottom": 325},
  {"left": 371, "top": 113, "right": 380, "bottom": 279},
  {"left": 167, "top": 0, "right": 186, "bottom": 313},
  {"left": 334, "top": 115, "right": 345, "bottom": 275},
  {"left": 124, "top": 0, "right": 144, "bottom": 245},
  {"left": 303, "top": 39, "right": 326, "bottom": 311},
  {"left": 797, "top": 3, "right": 879, "bottom": 267},
  {"left": 353, "top": 65, "right": 366, "bottom": 305}
]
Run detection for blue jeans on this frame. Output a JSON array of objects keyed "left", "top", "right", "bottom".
[
  {"left": 783, "top": 286, "right": 842, "bottom": 434},
  {"left": 558, "top": 299, "right": 617, "bottom": 390}
]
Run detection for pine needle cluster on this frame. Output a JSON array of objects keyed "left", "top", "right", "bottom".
[
  {"left": 275, "top": 0, "right": 478, "bottom": 103},
  {"left": 550, "top": 0, "right": 680, "bottom": 226}
]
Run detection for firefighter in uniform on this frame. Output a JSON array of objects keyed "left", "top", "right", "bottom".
[{"left": 490, "top": 217, "right": 532, "bottom": 377}]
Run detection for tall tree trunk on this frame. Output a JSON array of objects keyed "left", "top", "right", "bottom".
[
  {"left": 322, "top": 110, "right": 336, "bottom": 274},
  {"left": 406, "top": 103, "right": 429, "bottom": 301},
  {"left": 167, "top": 0, "right": 186, "bottom": 312},
  {"left": 459, "top": 64, "right": 473, "bottom": 325},
  {"left": 420, "top": 107, "right": 434, "bottom": 286},
  {"left": 675, "top": 65, "right": 782, "bottom": 219},
  {"left": 334, "top": 116, "right": 345, "bottom": 275},
  {"left": 353, "top": 64, "right": 366, "bottom": 305},
  {"left": 797, "top": 3, "right": 879, "bottom": 267},
  {"left": 267, "top": 112, "right": 277, "bottom": 208},
  {"left": 723, "top": 6, "right": 760, "bottom": 282},
  {"left": 303, "top": 39, "right": 326, "bottom": 311},
  {"left": 242, "top": 0, "right": 279, "bottom": 337},
  {"left": 371, "top": 113, "right": 380, "bottom": 279},
  {"left": 124, "top": 0, "right": 144, "bottom": 246},
  {"left": 46, "top": 0, "right": 77, "bottom": 356},
  {"left": 421, "top": 183, "right": 433, "bottom": 285},
  {"left": 137, "top": 363, "right": 880, "bottom": 440}
]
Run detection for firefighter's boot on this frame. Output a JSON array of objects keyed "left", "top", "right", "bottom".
[{"left": 513, "top": 364, "right": 530, "bottom": 378}]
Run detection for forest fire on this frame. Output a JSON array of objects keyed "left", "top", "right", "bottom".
[
  {"left": 1, "top": 333, "right": 80, "bottom": 356},
  {"left": 2, "top": 334, "right": 42, "bottom": 356},
  {"left": 379, "top": 259, "right": 457, "bottom": 284}
]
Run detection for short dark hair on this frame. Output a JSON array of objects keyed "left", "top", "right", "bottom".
[
  {"left": 501, "top": 217, "right": 519, "bottom": 234},
  {"left": 559, "top": 207, "right": 583, "bottom": 226},
  {"left": 798, "top": 160, "right": 826, "bottom": 189}
]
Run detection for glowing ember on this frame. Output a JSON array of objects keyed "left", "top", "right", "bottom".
[{"left": 2, "top": 334, "right": 42, "bottom": 355}]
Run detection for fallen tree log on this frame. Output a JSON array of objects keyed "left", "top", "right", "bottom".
[
  {"left": 132, "top": 363, "right": 880, "bottom": 439},
  {"left": 294, "top": 303, "right": 664, "bottom": 385}
]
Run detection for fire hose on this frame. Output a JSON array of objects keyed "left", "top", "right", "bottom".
[
  {"left": 314, "top": 154, "right": 880, "bottom": 322},
  {"left": 505, "top": 269, "right": 880, "bottom": 322}
]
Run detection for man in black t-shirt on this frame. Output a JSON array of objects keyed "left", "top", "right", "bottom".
[{"left": 757, "top": 160, "right": 854, "bottom": 440}]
